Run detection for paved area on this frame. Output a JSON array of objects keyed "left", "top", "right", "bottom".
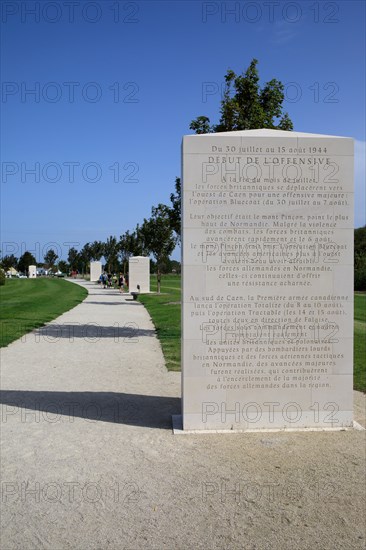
[{"left": 1, "top": 279, "right": 365, "bottom": 550}]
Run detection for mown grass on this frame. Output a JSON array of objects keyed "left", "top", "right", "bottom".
[
  {"left": 138, "top": 275, "right": 181, "bottom": 371},
  {"left": 0, "top": 278, "right": 87, "bottom": 347},
  {"left": 140, "top": 277, "right": 366, "bottom": 391},
  {"left": 354, "top": 293, "right": 366, "bottom": 392}
]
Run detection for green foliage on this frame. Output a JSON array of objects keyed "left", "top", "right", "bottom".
[
  {"left": 170, "top": 260, "right": 181, "bottom": 274},
  {"left": 169, "top": 177, "right": 181, "bottom": 242},
  {"left": 190, "top": 58, "right": 293, "bottom": 133},
  {"left": 103, "top": 236, "right": 119, "bottom": 272},
  {"left": 355, "top": 261, "right": 366, "bottom": 291},
  {"left": 355, "top": 226, "right": 366, "bottom": 291},
  {"left": 119, "top": 230, "right": 144, "bottom": 274},
  {"left": 189, "top": 116, "right": 211, "bottom": 134},
  {"left": 82, "top": 241, "right": 104, "bottom": 261},
  {"left": 140, "top": 205, "right": 177, "bottom": 266},
  {"left": 44, "top": 248, "right": 58, "bottom": 267},
  {"left": 17, "top": 251, "right": 37, "bottom": 274},
  {"left": 355, "top": 225, "right": 366, "bottom": 254},
  {"left": 138, "top": 205, "right": 177, "bottom": 291},
  {"left": 58, "top": 260, "right": 69, "bottom": 273},
  {"left": 1, "top": 254, "right": 18, "bottom": 271},
  {"left": 0, "top": 269, "right": 5, "bottom": 286},
  {"left": 67, "top": 247, "right": 79, "bottom": 269}
]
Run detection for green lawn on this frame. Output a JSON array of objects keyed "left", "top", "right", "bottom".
[
  {"left": 139, "top": 275, "right": 181, "bottom": 371},
  {"left": 0, "top": 278, "right": 87, "bottom": 347},
  {"left": 140, "top": 276, "right": 366, "bottom": 391},
  {"left": 354, "top": 293, "right": 366, "bottom": 392}
]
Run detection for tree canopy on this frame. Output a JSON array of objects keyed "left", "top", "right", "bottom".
[
  {"left": 168, "top": 177, "right": 181, "bottom": 243},
  {"left": 17, "top": 251, "right": 37, "bottom": 273},
  {"left": 44, "top": 249, "right": 58, "bottom": 267},
  {"left": 190, "top": 58, "right": 293, "bottom": 134}
]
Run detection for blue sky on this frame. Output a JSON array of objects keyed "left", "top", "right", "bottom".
[{"left": 1, "top": 0, "right": 365, "bottom": 262}]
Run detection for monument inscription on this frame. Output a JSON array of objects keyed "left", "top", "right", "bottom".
[{"left": 182, "top": 129, "right": 354, "bottom": 431}]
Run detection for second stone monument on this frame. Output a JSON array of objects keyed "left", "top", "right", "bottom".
[
  {"left": 90, "top": 261, "right": 102, "bottom": 282},
  {"left": 129, "top": 256, "right": 150, "bottom": 293}
]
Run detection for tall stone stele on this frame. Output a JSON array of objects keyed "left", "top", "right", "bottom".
[
  {"left": 90, "top": 261, "right": 102, "bottom": 282},
  {"left": 181, "top": 129, "right": 354, "bottom": 431},
  {"left": 129, "top": 256, "right": 150, "bottom": 293},
  {"left": 28, "top": 265, "right": 37, "bottom": 278}
]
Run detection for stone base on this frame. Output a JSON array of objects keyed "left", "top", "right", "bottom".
[{"left": 172, "top": 415, "right": 364, "bottom": 435}]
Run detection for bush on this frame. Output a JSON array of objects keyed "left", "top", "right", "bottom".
[
  {"left": 0, "top": 269, "right": 5, "bottom": 286},
  {"left": 354, "top": 227, "right": 366, "bottom": 290},
  {"left": 355, "top": 250, "right": 366, "bottom": 291},
  {"left": 355, "top": 268, "right": 366, "bottom": 291}
]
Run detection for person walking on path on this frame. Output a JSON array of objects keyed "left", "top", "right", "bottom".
[{"left": 118, "top": 273, "right": 124, "bottom": 293}]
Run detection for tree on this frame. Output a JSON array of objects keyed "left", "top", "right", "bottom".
[
  {"left": 170, "top": 260, "right": 181, "bottom": 274},
  {"left": 119, "top": 230, "right": 141, "bottom": 274},
  {"left": 139, "top": 205, "right": 177, "bottom": 293},
  {"left": 58, "top": 260, "right": 69, "bottom": 274},
  {"left": 18, "top": 251, "right": 36, "bottom": 274},
  {"left": 78, "top": 245, "right": 92, "bottom": 275},
  {"left": 355, "top": 226, "right": 366, "bottom": 290},
  {"left": 67, "top": 247, "right": 79, "bottom": 270},
  {"left": 168, "top": 177, "right": 181, "bottom": 243},
  {"left": 190, "top": 116, "right": 211, "bottom": 134},
  {"left": 190, "top": 59, "right": 293, "bottom": 133},
  {"left": 103, "top": 236, "right": 119, "bottom": 273},
  {"left": 89, "top": 241, "right": 104, "bottom": 261},
  {"left": 1, "top": 254, "right": 18, "bottom": 271},
  {"left": 44, "top": 249, "right": 58, "bottom": 268}
]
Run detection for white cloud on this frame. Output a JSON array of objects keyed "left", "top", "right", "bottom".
[{"left": 271, "top": 20, "right": 299, "bottom": 44}]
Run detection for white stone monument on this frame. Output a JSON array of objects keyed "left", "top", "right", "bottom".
[
  {"left": 181, "top": 129, "right": 354, "bottom": 431},
  {"left": 90, "top": 261, "right": 102, "bottom": 282},
  {"left": 28, "top": 265, "right": 37, "bottom": 278},
  {"left": 129, "top": 256, "right": 150, "bottom": 293}
]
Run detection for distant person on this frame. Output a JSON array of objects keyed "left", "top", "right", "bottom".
[{"left": 118, "top": 273, "right": 124, "bottom": 293}]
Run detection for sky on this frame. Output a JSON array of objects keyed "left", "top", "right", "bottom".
[{"left": 1, "top": 0, "right": 365, "bottom": 262}]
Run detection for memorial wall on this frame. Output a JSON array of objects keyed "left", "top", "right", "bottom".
[{"left": 182, "top": 129, "right": 354, "bottom": 431}]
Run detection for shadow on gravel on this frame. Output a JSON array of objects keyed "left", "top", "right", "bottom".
[
  {"left": 85, "top": 293, "right": 129, "bottom": 296},
  {"left": 83, "top": 301, "right": 140, "bottom": 306},
  {"left": 0, "top": 390, "right": 180, "bottom": 429}
]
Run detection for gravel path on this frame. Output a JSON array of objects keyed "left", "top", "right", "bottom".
[{"left": 1, "top": 279, "right": 365, "bottom": 550}]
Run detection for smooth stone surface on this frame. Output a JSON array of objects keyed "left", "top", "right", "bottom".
[
  {"left": 90, "top": 261, "right": 102, "bottom": 282},
  {"left": 182, "top": 129, "right": 354, "bottom": 431},
  {"left": 129, "top": 256, "right": 150, "bottom": 293}
]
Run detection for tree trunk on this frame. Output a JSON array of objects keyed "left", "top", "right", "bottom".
[{"left": 157, "top": 269, "right": 161, "bottom": 294}]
